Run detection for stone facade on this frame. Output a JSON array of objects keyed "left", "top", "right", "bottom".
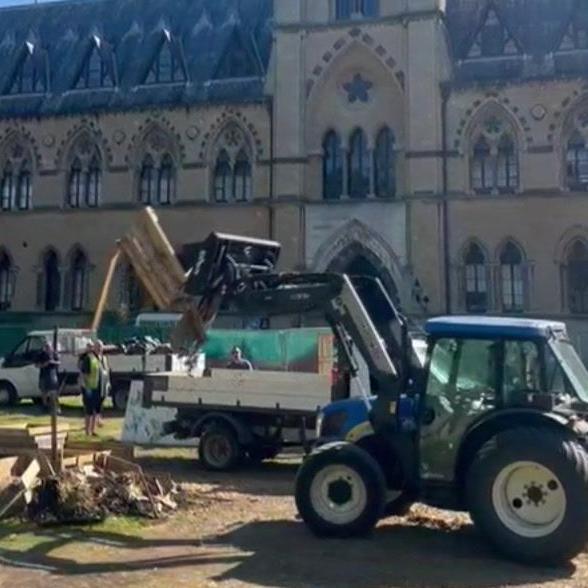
[{"left": 0, "top": 0, "right": 588, "bottom": 352}]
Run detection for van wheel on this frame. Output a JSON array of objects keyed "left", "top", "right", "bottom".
[
  {"left": 0, "top": 382, "right": 18, "bottom": 407},
  {"left": 467, "top": 427, "right": 588, "bottom": 565},
  {"left": 199, "top": 425, "right": 243, "bottom": 471}
]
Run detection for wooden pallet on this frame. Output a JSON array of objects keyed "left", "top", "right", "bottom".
[{"left": 0, "top": 424, "right": 69, "bottom": 457}]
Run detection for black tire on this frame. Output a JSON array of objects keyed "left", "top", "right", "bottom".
[
  {"left": 0, "top": 382, "right": 18, "bottom": 407},
  {"left": 295, "top": 442, "right": 386, "bottom": 538},
  {"left": 112, "top": 385, "right": 129, "bottom": 412},
  {"left": 198, "top": 424, "right": 243, "bottom": 472},
  {"left": 466, "top": 426, "right": 588, "bottom": 565}
]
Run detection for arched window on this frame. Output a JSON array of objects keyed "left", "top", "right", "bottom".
[
  {"left": 464, "top": 243, "right": 488, "bottom": 313},
  {"left": 17, "top": 163, "right": 31, "bottom": 210},
  {"left": 374, "top": 127, "right": 396, "bottom": 198},
  {"left": 158, "top": 154, "right": 174, "bottom": 205},
  {"left": 233, "top": 150, "right": 252, "bottom": 202},
  {"left": 139, "top": 155, "right": 155, "bottom": 204},
  {"left": 86, "top": 157, "right": 101, "bottom": 208},
  {"left": 496, "top": 134, "right": 519, "bottom": 191},
  {"left": 566, "top": 130, "right": 588, "bottom": 189},
  {"left": 348, "top": 129, "right": 370, "bottom": 199},
  {"left": 0, "top": 251, "right": 13, "bottom": 309},
  {"left": 120, "top": 264, "right": 145, "bottom": 315},
  {"left": 214, "top": 150, "right": 232, "bottom": 203},
  {"left": 322, "top": 131, "right": 343, "bottom": 200},
  {"left": 68, "top": 158, "right": 83, "bottom": 208},
  {"left": 70, "top": 250, "right": 88, "bottom": 311},
  {"left": 567, "top": 240, "right": 588, "bottom": 314},
  {"left": 471, "top": 136, "right": 493, "bottom": 192},
  {"left": 145, "top": 38, "right": 184, "bottom": 84},
  {"left": 42, "top": 250, "right": 61, "bottom": 312},
  {"left": 500, "top": 242, "right": 525, "bottom": 312},
  {"left": 1, "top": 162, "right": 15, "bottom": 211}
]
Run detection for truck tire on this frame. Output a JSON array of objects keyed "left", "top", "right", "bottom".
[
  {"left": 466, "top": 427, "right": 588, "bottom": 565},
  {"left": 199, "top": 424, "right": 243, "bottom": 472},
  {"left": 0, "top": 382, "right": 18, "bottom": 407},
  {"left": 295, "top": 442, "right": 386, "bottom": 538}
]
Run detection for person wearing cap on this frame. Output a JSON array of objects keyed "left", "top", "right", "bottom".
[{"left": 226, "top": 346, "right": 253, "bottom": 371}]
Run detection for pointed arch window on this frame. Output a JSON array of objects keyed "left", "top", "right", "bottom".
[
  {"left": 500, "top": 242, "right": 526, "bottom": 313},
  {"left": 322, "top": 131, "right": 343, "bottom": 200},
  {"left": 8, "top": 48, "right": 45, "bottom": 95},
  {"left": 67, "top": 139, "right": 102, "bottom": 208},
  {"left": 119, "top": 264, "right": 145, "bottom": 315},
  {"left": 467, "top": 8, "right": 519, "bottom": 59},
  {"left": 139, "top": 155, "right": 156, "bottom": 204},
  {"left": 471, "top": 136, "right": 493, "bottom": 192},
  {"left": 566, "top": 240, "right": 588, "bottom": 315},
  {"left": 1, "top": 163, "right": 15, "bottom": 211},
  {"left": 566, "top": 130, "right": 588, "bottom": 189},
  {"left": 464, "top": 243, "right": 488, "bottom": 313},
  {"left": 0, "top": 251, "right": 14, "bottom": 310},
  {"left": 76, "top": 44, "right": 113, "bottom": 90},
  {"left": 374, "top": 127, "right": 396, "bottom": 198},
  {"left": 68, "top": 158, "right": 84, "bottom": 208},
  {"left": 348, "top": 129, "right": 370, "bottom": 199},
  {"left": 145, "top": 38, "right": 184, "bottom": 85},
  {"left": 42, "top": 250, "right": 61, "bottom": 312},
  {"left": 70, "top": 249, "right": 88, "bottom": 312},
  {"left": 233, "top": 150, "right": 252, "bottom": 202},
  {"left": 1, "top": 158, "right": 32, "bottom": 212},
  {"left": 496, "top": 134, "right": 519, "bottom": 190},
  {"left": 214, "top": 150, "right": 232, "bottom": 203},
  {"left": 158, "top": 154, "right": 174, "bottom": 206}
]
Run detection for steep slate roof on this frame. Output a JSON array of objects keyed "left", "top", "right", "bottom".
[
  {"left": 0, "top": 0, "right": 273, "bottom": 118},
  {"left": 446, "top": 0, "right": 588, "bottom": 83}
]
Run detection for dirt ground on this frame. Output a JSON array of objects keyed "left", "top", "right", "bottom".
[{"left": 0, "top": 454, "right": 587, "bottom": 588}]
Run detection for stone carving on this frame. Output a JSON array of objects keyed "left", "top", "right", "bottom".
[
  {"left": 185, "top": 125, "right": 200, "bottom": 140},
  {"left": 113, "top": 130, "right": 126, "bottom": 145},
  {"left": 343, "top": 73, "right": 373, "bottom": 104}
]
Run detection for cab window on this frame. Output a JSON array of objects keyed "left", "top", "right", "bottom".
[
  {"left": 27, "top": 336, "right": 47, "bottom": 355},
  {"left": 503, "top": 340, "right": 541, "bottom": 398}
]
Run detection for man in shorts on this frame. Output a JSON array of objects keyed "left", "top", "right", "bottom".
[{"left": 79, "top": 342, "right": 101, "bottom": 436}]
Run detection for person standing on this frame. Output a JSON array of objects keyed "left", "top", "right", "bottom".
[
  {"left": 226, "top": 346, "right": 253, "bottom": 371},
  {"left": 79, "top": 342, "right": 101, "bottom": 436},
  {"left": 36, "top": 341, "right": 60, "bottom": 414},
  {"left": 94, "top": 340, "right": 111, "bottom": 427}
]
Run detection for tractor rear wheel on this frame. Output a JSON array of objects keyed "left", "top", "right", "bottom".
[
  {"left": 467, "top": 427, "right": 588, "bottom": 565},
  {"left": 295, "top": 442, "right": 386, "bottom": 538}
]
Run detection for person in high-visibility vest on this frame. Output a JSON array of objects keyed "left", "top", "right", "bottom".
[{"left": 79, "top": 342, "right": 101, "bottom": 436}]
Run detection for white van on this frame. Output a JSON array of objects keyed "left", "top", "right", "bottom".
[{"left": 0, "top": 329, "right": 94, "bottom": 405}]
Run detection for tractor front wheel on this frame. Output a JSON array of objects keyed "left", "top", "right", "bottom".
[
  {"left": 295, "top": 442, "right": 386, "bottom": 538},
  {"left": 467, "top": 427, "right": 588, "bottom": 565}
]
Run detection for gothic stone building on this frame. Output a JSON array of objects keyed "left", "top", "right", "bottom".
[{"left": 1, "top": 0, "right": 588, "bottom": 351}]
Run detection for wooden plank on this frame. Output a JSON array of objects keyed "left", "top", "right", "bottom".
[{"left": 92, "top": 248, "right": 121, "bottom": 332}]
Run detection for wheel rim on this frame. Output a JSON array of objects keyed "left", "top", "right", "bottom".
[
  {"left": 492, "top": 460, "right": 567, "bottom": 538},
  {"left": 204, "top": 434, "right": 233, "bottom": 468},
  {"left": 309, "top": 464, "right": 368, "bottom": 525},
  {"left": 0, "top": 387, "right": 10, "bottom": 405}
]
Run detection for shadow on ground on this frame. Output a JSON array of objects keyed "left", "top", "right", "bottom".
[
  {"left": 0, "top": 517, "right": 576, "bottom": 587},
  {"left": 211, "top": 519, "right": 576, "bottom": 588}
]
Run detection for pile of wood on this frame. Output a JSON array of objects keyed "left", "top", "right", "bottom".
[
  {"left": 0, "top": 424, "right": 69, "bottom": 462},
  {"left": 27, "top": 454, "right": 181, "bottom": 525}
]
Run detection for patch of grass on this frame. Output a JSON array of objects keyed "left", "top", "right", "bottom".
[
  {"left": 0, "top": 396, "right": 123, "bottom": 443},
  {"left": 0, "top": 520, "right": 56, "bottom": 553}
]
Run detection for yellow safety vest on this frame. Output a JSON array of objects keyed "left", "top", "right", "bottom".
[{"left": 83, "top": 354, "right": 100, "bottom": 390}]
